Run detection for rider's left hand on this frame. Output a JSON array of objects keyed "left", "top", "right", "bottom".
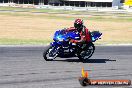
[{"left": 70, "top": 39, "right": 76, "bottom": 43}]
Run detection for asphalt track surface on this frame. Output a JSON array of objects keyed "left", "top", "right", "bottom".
[{"left": 0, "top": 45, "right": 132, "bottom": 88}]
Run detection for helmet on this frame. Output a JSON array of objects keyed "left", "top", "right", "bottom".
[{"left": 74, "top": 19, "right": 83, "bottom": 31}]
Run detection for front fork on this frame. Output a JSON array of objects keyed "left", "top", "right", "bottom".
[{"left": 49, "top": 42, "right": 60, "bottom": 58}]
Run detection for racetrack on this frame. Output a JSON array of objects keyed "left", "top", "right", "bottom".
[{"left": 0, "top": 45, "right": 132, "bottom": 88}]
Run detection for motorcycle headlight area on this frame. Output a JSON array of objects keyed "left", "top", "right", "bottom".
[
  {"left": 56, "top": 36, "right": 64, "bottom": 41},
  {"left": 92, "top": 36, "right": 96, "bottom": 42}
]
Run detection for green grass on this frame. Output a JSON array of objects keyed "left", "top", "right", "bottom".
[
  {"left": 0, "top": 38, "right": 132, "bottom": 45},
  {"left": 95, "top": 41, "right": 132, "bottom": 45},
  {"left": 0, "top": 38, "right": 52, "bottom": 45},
  {"left": 0, "top": 6, "right": 132, "bottom": 22},
  {"left": 0, "top": 6, "right": 76, "bottom": 13},
  {"left": 0, "top": 11, "right": 132, "bottom": 22}
]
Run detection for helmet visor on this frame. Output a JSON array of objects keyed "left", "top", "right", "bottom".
[{"left": 74, "top": 23, "right": 82, "bottom": 29}]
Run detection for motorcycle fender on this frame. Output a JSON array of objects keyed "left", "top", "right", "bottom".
[
  {"left": 50, "top": 42, "right": 55, "bottom": 47},
  {"left": 50, "top": 42, "right": 58, "bottom": 47}
]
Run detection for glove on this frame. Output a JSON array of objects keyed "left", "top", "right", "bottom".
[
  {"left": 69, "top": 39, "right": 77, "bottom": 45},
  {"left": 70, "top": 39, "right": 76, "bottom": 43}
]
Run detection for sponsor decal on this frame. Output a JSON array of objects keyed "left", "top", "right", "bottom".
[
  {"left": 79, "top": 67, "right": 131, "bottom": 86},
  {"left": 125, "top": 0, "right": 132, "bottom": 6}
]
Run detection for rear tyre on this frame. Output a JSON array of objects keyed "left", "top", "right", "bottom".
[{"left": 78, "top": 42, "right": 95, "bottom": 62}]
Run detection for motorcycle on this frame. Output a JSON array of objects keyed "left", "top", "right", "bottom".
[{"left": 43, "top": 29, "right": 102, "bottom": 62}]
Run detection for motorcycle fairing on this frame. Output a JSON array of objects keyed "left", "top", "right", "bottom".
[{"left": 91, "top": 31, "right": 102, "bottom": 42}]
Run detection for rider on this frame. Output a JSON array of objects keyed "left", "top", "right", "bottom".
[{"left": 66, "top": 18, "right": 91, "bottom": 44}]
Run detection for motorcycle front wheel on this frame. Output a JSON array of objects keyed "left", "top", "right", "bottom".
[
  {"left": 78, "top": 42, "right": 95, "bottom": 62},
  {"left": 43, "top": 45, "right": 58, "bottom": 61}
]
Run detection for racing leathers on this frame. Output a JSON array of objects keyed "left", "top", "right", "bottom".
[{"left": 66, "top": 26, "right": 91, "bottom": 44}]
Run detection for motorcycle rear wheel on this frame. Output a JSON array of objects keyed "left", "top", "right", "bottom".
[{"left": 78, "top": 42, "right": 95, "bottom": 62}]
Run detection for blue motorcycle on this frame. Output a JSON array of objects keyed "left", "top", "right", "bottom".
[{"left": 43, "top": 29, "right": 102, "bottom": 62}]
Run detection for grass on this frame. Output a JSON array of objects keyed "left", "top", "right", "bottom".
[
  {"left": 0, "top": 6, "right": 132, "bottom": 45},
  {"left": 0, "top": 38, "right": 52, "bottom": 45},
  {"left": 0, "top": 12, "right": 132, "bottom": 22},
  {"left": 0, "top": 6, "right": 79, "bottom": 14},
  {"left": 0, "top": 6, "right": 132, "bottom": 22}
]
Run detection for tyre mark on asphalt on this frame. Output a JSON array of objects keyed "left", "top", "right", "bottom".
[
  {"left": 1, "top": 70, "right": 78, "bottom": 77},
  {"left": 1, "top": 73, "right": 132, "bottom": 85},
  {"left": 0, "top": 77, "right": 77, "bottom": 85},
  {"left": 91, "top": 73, "right": 132, "bottom": 78}
]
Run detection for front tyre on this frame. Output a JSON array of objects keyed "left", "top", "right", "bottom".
[
  {"left": 78, "top": 42, "right": 95, "bottom": 62},
  {"left": 43, "top": 45, "right": 57, "bottom": 61}
]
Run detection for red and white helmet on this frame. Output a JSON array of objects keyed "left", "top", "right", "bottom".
[{"left": 74, "top": 19, "right": 83, "bottom": 31}]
